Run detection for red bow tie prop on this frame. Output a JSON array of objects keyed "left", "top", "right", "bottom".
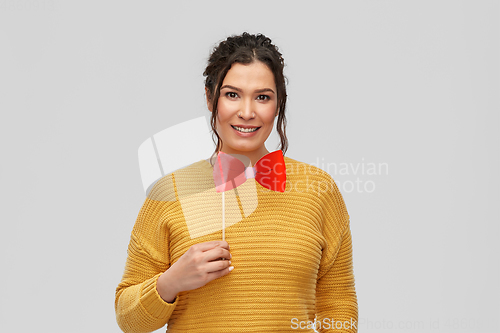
[{"left": 213, "top": 150, "right": 287, "bottom": 193}]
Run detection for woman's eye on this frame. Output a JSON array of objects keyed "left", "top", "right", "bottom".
[
  {"left": 226, "top": 92, "right": 238, "bottom": 98},
  {"left": 257, "top": 95, "right": 270, "bottom": 101}
]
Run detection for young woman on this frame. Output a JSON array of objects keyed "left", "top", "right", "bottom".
[{"left": 115, "top": 32, "right": 358, "bottom": 332}]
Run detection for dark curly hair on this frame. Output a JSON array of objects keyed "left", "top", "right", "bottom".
[{"left": 203, "top": 32, "right": 288, "bottom": 159}]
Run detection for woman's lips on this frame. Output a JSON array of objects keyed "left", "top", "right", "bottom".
[{"left": 231, "top": 125, "right": 261, "bottom": 137}]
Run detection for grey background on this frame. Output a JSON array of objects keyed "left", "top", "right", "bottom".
[{"left": 1, "top": 1, "right": 498, "bottom": 332}]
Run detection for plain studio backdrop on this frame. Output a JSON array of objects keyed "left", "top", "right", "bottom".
[{"left": 0, "top": 1, "right": 498, "bottom": 332}]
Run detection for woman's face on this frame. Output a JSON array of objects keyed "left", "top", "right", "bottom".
[{"left": 207, "top": 61, "right": 278, "bottom": 163}]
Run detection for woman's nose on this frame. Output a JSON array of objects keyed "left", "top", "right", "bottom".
[{"left": 238, "top": 99, "right": 254, "bottom": 119}]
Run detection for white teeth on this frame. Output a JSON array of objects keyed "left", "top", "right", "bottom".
[{"left": 232, "top": 126, "right": 259, "bottom": 133}]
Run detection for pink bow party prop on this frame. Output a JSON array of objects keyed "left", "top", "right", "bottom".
[{"left": 213, "top": 150, "right": 287, "bottom": 193}]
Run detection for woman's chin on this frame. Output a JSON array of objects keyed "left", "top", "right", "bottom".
[{"left": 224, "top": 143, "right": 265, "bottom": 155}]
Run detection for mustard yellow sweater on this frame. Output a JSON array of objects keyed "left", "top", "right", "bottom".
[{"left": 115, "top": 156, "right": 358, "bottom": 332}]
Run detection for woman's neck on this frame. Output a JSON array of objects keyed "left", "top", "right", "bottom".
[{"left": 211, "top": 147, "right": 271, "bottom": 166}]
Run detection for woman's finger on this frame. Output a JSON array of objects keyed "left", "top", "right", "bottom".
[
  {"left": 204, "top": 258, "right": 233, "bottom": 273},
  {"left": 205, "top": 247, "right": 232, "bottom": 262}
]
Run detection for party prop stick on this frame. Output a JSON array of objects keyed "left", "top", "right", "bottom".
[
  {"left": 222, "top": 191, "right": 225, "bottom": 241},
  {"left": 213, "top": 152, "right": 247, "bottom": 241}
]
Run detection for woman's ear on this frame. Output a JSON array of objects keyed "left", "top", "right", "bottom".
[{"left": 205, "top": 87, "right": 213, "bottom": 112}]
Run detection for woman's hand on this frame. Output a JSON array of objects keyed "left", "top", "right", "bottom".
[{"left": 156, "top": 241, "right": 233, "bottom": 303}]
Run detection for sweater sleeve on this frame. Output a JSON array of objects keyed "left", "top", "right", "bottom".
[
  {"left": 315, "top": 176, "right": 358, "bottom": 332},
  {"left": 115, "top": 187, "right": 179, "bottom": 333}
]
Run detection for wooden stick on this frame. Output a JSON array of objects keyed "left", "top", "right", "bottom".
[{"left": 222, "top": 191, "right": 225, "bottom": 241}]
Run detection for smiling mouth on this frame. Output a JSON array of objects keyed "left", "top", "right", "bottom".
[{"left": 231, "top": 125, "right": 261, "bottom": 133}]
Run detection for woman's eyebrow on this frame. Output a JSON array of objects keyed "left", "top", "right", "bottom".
[
  {"left": 255, "top": 88, "right": 275, "bottom": 94},
  {"left": 221, "top": 85, "right": 275, "bottom": 94}
]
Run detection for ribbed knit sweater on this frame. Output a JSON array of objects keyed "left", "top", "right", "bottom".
[{"left": 115, "top": 156, "right": 358, "bottom": 332}]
